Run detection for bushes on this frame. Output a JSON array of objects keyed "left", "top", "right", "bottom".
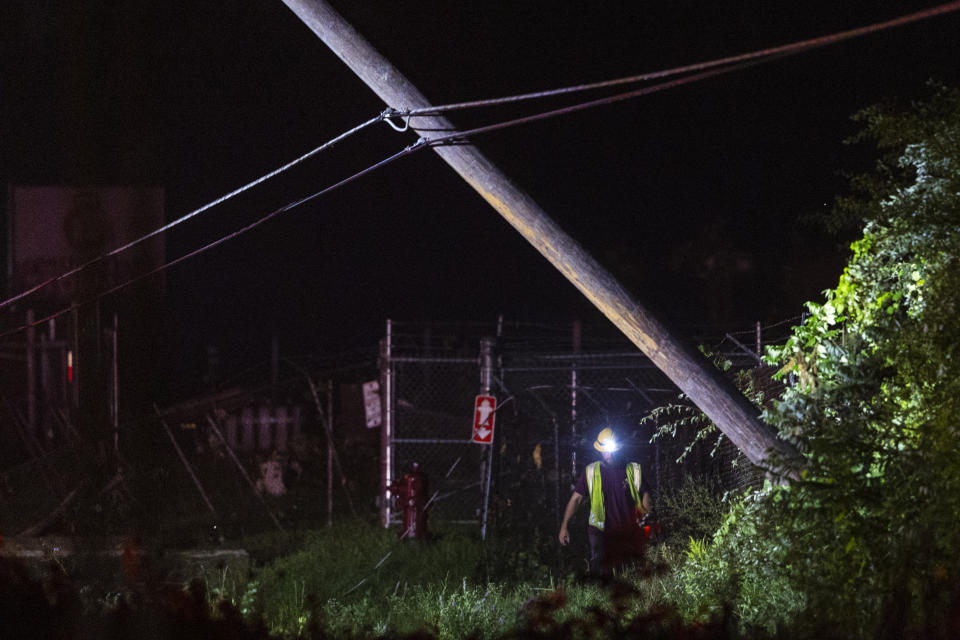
[
  {"left": 665, "top": 490, "right": 805, "bottom": 634},
  {"left": 655, "top": 475, "right": 728, "bottom": 549},
  {"left": 655, "top": 85, "right": 960, "bottom": 638}
]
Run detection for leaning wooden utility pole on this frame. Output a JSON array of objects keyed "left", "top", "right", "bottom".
[{"left": 280, "top": 0, "right": 798, "bottom": 469}]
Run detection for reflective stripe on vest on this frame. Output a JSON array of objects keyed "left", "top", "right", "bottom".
[{"left": 586, "top": 461, "right": 643, "bottom": 531}]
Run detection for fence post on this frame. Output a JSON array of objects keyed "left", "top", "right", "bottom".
[
  {"left": 327, "top": 378, "right": 334, "bottom": 527},
  {"left": 71, "top": 309, "right": 79, "bottom": 415},
  {"left": 26, "top": 308, "right": 36, "bottom": 437},
  {"left": 756, "top": 320, "right": 762, "bottom": 358},
  {"left": 379, "top": 319, "right": 394, "bottom": 528},
  {"left": 571, "top": 319, "right": 581, "bottom": 483},
  {"left": 111, "top": 312, "right": 119, "bottom": 456},
  {"left": 479, "top": 336, "right": 496, "bottom": 540}
]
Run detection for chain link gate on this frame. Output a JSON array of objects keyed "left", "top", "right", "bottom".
[
  {"left": 379, "top": 321, "right": 488, "bottom": 528},
  {"left": 378, "top": 319, "right": 769, "bottom": 538},
  {"left": 490, "top": 353, "right": 679, "bottom": 544}
]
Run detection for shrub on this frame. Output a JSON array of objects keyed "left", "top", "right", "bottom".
[
  {"left": 659, "top": 85, "right": 960, "bottom": 638},
  {"left": 655, "top": 475, "right": 728, "bottom": 549}
]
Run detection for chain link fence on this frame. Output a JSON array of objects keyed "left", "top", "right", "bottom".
[
  {"left": 0, "top": 317, "right": 798, "bottom": 542},
  {"left": 378, "top": 319, "right": 790, "bottom": 541},
  {"left": 391, "top": 356, "right": 484, "bottom": 524}
]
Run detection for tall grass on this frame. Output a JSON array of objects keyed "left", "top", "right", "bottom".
[{"left": 231, "top": 519, "right": 675, "bottom": 638}]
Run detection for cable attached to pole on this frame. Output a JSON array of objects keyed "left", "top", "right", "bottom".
[
  {"left": 4, "top": 3, "right": 959, "bottom": 337},
  {"left": 397, "top": 1, "right": 960, "bottom": 118},
  {"left": 0, "top": 114, "right": 385, "bottom": 314},
  {"left": 4, "top": 1, "right": 957, "bottom": 315},
  {"left": 0, "top": 140, "right": 426, "bottom": 339}
]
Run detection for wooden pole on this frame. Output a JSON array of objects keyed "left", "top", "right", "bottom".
[{"left": 280, "top": 0, "right": 797, "bottom": 469}]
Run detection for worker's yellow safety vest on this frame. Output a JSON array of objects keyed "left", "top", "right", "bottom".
[{"left": 586, "top": 461, "right": 644, "bottom": 531}]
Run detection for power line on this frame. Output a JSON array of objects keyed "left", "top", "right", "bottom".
[
  {"left": 4, "top": 2, "right": 958, "bottom": 334},
  {"left": 0, "top": 57, "right": 809, "bottom": 340},
  {"left": 0, "top": 113, "right": 385, "bottom": 314},
  {"left": 4, "top": 2, "right": 956, "bottom": 315},
  {"left": 0, "top": 60, "right": 774, "bottom": 339},
  {"left": 420, "top": 56, "right": 775, "bottom": 149},
  {"left": 396, "top": 1, "right": 960, "bottom": 118},
  {"left": 0, "top": 141, "right": 425, "bottom": 339}
]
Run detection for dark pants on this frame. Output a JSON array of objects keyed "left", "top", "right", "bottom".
[{"left": 588, "top": 527, "right": 646, "bottom": 577}]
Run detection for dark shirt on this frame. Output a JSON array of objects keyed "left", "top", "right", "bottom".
[{"left": 575, "top": 460, "right": 651, "bottom": 534}]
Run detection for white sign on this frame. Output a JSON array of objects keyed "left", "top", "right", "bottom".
[
  {"left": 362, "top": 380, "right": 382, "bottom": 428},
  {"left": 472, "top": 395, "right": 496, "bottom": 444}
]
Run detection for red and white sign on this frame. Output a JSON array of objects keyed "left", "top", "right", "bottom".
[{"left": 472, "top": 395, "right": 497, "bottom": 444}]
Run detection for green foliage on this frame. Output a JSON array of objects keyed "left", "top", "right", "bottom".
[
  {"left": 247, "top": 520, "right": 482, "bottom": 634},
  {"left": 482, "top": 527, "right": 558, "bottom": 584},
  {"left": 644, "top": 355, "right": 735, "bottom": 464},
  {"left": 645, "top": 353, "right": 775, "bottom": 467},
  {"left": 663, "top": 84, "right": 960, "bottom": 637},
  {"left": 229, "top": 520, "right": 701, "bottom": 638},
  {"left": 765, "top": 84, "right": 960, "bottom": 632},
  {"left": 312, "top": 580, "right": 522, "bottom": 639},
  {"left": 645, "top": 399, "right": 720, "bottom": 463},
  {"left": 655, "top": 475, "right": 728, "bottom": 548},
  {"left": 487, "top": 461, "right": 569, "bottom": 583},
  {"left": 666, "top": 489, "right": 806, "bottom": 633}
]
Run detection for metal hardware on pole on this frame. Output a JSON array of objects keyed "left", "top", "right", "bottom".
[{"left": 279, "top": 0, "right": 798, "bottom": 471}]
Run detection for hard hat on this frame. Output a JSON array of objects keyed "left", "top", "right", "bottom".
[{"left": 593, "top": 427, "right": 619, "bottom": 453}]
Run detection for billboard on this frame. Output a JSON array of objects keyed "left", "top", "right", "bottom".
[{"left": 7, "top": 185, "right": 165, "bottom": 305}]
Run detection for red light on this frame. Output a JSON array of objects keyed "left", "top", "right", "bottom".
[{"left": 67, "top": 350, "right": 73, "bottom": 382}]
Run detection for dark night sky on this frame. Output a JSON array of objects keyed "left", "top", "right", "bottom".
[{"left": 3, "top": 1, "right": 960, "bottom": 394}]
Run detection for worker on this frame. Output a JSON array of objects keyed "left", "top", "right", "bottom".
[{"left": 558, "top": 427, "right": 652, "bottom": 577}]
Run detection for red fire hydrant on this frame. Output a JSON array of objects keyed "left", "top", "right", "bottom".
[{"left": 390, "top": 462, "right": 429, "bottom": 540}]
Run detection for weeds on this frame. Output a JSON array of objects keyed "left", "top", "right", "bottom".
[
  {"left": 655, "top": 475, "right": 729, "bottom": 549},
  {"left": 232, "top": 519, "right": 686, "bottom": 638}
]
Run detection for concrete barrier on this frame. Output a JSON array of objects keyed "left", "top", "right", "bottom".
[{"left": 0, "top": 536, "right": 250, "bottom": 594}]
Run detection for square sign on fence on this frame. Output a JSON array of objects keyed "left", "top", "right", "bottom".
[
  {"left": 472, "top": 395, "right": 497, "bottom": 444},
  {"left": 363, "top": 380, "right": 382, "bottom": 428}
]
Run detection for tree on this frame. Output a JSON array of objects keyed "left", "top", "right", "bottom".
[{"left": 670, "top": 85, "right": 960, "bottom": 637}]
